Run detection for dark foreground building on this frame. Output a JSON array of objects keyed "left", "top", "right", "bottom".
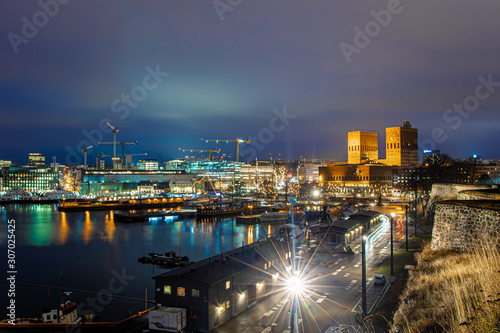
[{"left": 153, "top": 239, "right": 291, "bottom": 332}]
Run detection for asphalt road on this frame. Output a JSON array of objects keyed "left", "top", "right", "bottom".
[{"left": 216, "top": 213, "right": 408, "bottom": 333}]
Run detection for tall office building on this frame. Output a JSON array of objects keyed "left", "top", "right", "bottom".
[
  {"left": 385, "top": 121, "right": 418, "bottom": 167},
  {"left": 28, "top": 153, "right": 45, "bottom": 167},
  {"left": 347, "top": 131, "right": 378, "bottom": 164}
]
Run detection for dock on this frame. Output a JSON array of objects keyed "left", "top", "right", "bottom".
[
  {"left": 114, "top": 209, "right": 197, "bottom": 222},
  {"left": 58, "top": 197, "right": 186, "bottom": 212}
]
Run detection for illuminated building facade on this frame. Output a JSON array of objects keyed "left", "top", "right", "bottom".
[
  {"left": 138, "top": 159, "right": 159, "bottom": 170},
  {"left": 385, "top": 121, "right": 418, "bottom": 167},
  {"left": 240, "top": 161, "right": 274, "bottom": 192},
  {"left": 28, "top": 153, "right": 45, "bottom": 167},
  {"left": 1, "top": 167, "right": 59, "bottom": 192},
  {"left": 188, "top": 161, "right": 243, "bottom": 193},
  {"left": 319, "top": 164, "right": 393, "bottom": 196},
  {"left": 422, "top": 149, "right": 442, "bottom": 165},
  {"left": 298, "top": 162, "right": 324, "bottom": 184},
  {"left": 347, "top": 131, "right": 378, "bottom": 164},
  {"left": 0, "top": 160, "right": 12, "bottom": 167}
]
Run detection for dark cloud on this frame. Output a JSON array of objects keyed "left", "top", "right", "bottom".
[{"left": 1, "top": 0, "right": 500, "bottom": 164}]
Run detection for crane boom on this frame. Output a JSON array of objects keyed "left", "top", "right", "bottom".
[
  {"left": 179, "top": 148, "right": 220, "bottom": 161},
  {"left": 201, "top": 138, "right": 251, "bottom": 162}
]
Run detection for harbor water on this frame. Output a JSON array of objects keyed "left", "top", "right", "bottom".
[{"left": 0, "top": 204, "right": 267, "bottom": 321}]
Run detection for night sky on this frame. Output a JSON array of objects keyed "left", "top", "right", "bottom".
[{"left": 2, "top": 1, "right": 500, "bottom": 165}]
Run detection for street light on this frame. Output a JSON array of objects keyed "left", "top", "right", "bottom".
[
  {"left": 390, "top": 212, "right": 395, "bottom": 276},
  {"left": 286, "top": 272, "right": 304, "bottom": 333}
]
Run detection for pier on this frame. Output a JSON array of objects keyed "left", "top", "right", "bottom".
[{"left": 58, "top": 197, "right": 186, "bottom": 212}]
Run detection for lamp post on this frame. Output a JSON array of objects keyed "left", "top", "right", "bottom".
[
  {"left": 287, "top": 274, "right": 303, "bottom": 333},
  {"left": 390, "top": 212, "right": 395, "bottom": 276},
  {"left": 405, "top": 205, "right": 409, "bottom": 251},
  {"left": 361, "top": 234, "right": 367, "bottom": 316}
]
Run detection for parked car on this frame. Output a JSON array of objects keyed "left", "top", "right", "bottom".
[{"left": 374, "top": 274, "right": 386, "bottom": 286}]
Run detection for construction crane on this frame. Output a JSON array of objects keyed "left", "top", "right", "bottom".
[
  {"left": 98, "top": 141, "right": 138, "bottom": 156},
  {"left": 201, "top": 138, "right": 251, "bottom": 162},
  {"left": 81, "top": 145, "right": 93, "bottom": 169},
  {"left": 179, "top": 148, "right": 220, "bottom": 161},
  {"left": 92, "top": 153, "right": 112, "bottom": 169},
  {"left": 105, "top": 122, "right": 119, "bottom": 169}
]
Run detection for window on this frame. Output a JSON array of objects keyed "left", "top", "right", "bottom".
[
  {"left": 225, "top": 300, "right": 231, "bottom": 309},
  {"left": 264, "top": 263, "right": 268, "bottom": 269},
  {"left": 163, "top": 285, "right": 171, "bottom": 294},
  {"left": 220, "top": 302, "right": 226, "bottom": 313},
  {"left": 226, "top": 281, "right": 230, "bottom": 289},
  {"left": 190, "top": 309, "right": 200, "bottom": 319},
  {"left": 177, "top": 287, "right": 186, "bottom": 297},
  {"left": 192, "top": 288, "right": 200, "bottom": 297}
]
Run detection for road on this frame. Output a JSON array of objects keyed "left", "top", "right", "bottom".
[{"left": 215, "top": 211, "right": 408, "bottom": 333}]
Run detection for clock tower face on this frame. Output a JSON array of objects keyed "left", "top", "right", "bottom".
[
  {"left": 388, "top": 134, "right": 395, "bottom": 142},
  {"left": 352, "top": 139, "right": 359, "bottom": 145}
]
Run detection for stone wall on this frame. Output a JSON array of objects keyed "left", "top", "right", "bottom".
[
  {"left": 431, "top": 200, "right": 500, "bottom": 251},
  {"left": 426, "top": 184, "right": 493, "bottom": 219}
]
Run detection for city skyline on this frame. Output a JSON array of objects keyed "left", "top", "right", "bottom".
[{"left": 2, "top": 1, "right": 500, "bottom": 164}]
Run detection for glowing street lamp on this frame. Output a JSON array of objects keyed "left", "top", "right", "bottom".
[{"left": 286, "top": 272, "right": 304, "bottom": 333}]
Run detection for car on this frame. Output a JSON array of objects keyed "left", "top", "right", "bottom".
[{"left": 374, "top": 274, "right": 386, "bottom": 286}]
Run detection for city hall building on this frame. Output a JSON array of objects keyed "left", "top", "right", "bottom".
[{"left": 319, "top": 163, "right": 393, "bottom": 197}]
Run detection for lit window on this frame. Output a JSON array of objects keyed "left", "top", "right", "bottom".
[
  {"left": 163, "top": 285, "right": 171, "bottom": 294},
  {"left": 220, "top": 302, "right": 226, "bottom": 313},
  {"left": 225, "top": 300, "right": 231, "bottom": 309},
  {"left": 264, "top": 263, "right": 268, "bottom": 269},
  {"left": 226, "top": 281, "right": 230, "bottom": 289},
  {"left": 177, "top": 287, "right": 186, "bottom": 297},
  {"left": 192, "top": 289, "right": 200, "bottom": 297}
]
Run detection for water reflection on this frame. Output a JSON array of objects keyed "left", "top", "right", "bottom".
[
  {"left": 59, "top": 211, "right": 69, "bottom": 244},
  {"left": 82, "top": 211, "right": 92, "bottom": 245},
  {"left": 103, "top": 212, "right": 116, "bottom": 242}
]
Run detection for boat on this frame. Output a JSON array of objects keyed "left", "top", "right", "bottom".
[
  {"left": 259, "top": 212, "right": 288, "bottom": 223},
  {"left": 259, "top": 212, "right": 303, "bottom": 224},
  {"left": 1, "top": 277, "right": 96, "bottom": 327},
  {"left": 196, "top": 203, "right": 244, "bottom": 217},
  {"left": 138, "top": 251, "right": 191, "bottom": 266}
]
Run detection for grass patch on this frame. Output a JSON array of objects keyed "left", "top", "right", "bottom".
[
  {"left": 377, "top": 234, "right": 431, "bottom": 277},
  {"left": 366, "top": 278, "right": 407, "bottom": 332},
  {"left": 392, "top": 239, "right": 500, "bottom": 332}
]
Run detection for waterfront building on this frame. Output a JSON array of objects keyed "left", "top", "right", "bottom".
[
  {"left": 138, "top": 159, "right": 159, "bottom": 170},
  {"left": 188, "top": 161, "right": 244, "bottom": 193},
  {"left": 28, "top": 152, "right": 45, "bottom": 167},
  {"left": 164, "top": 159, "right": 190, "bottom": 171},
  {"left": 0, "top": 160, "right": 12, "bottom": 167},
  {"left": 154, "top": 239, "right": 288, "bottom": 333},
  {"left": 81, "top": 169, "right": 191, "bottom": 196},
  {"left": 347, "top": 131, "right": 378, "bottom": 164},
  {"left": 240, "top": 161, "right": 274, "bottom": 193},
  {"left": 385, "top": 121, "right": 418, "bottom": 167},
  {"left": 319, "top": 163, "right": 393, "bottom": 197},
  {"left": 1, "top": 167, "right": 58, "bottom": 192},
  {"left": 298, "top": 162, "right": 324, "bottom": 184}
]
